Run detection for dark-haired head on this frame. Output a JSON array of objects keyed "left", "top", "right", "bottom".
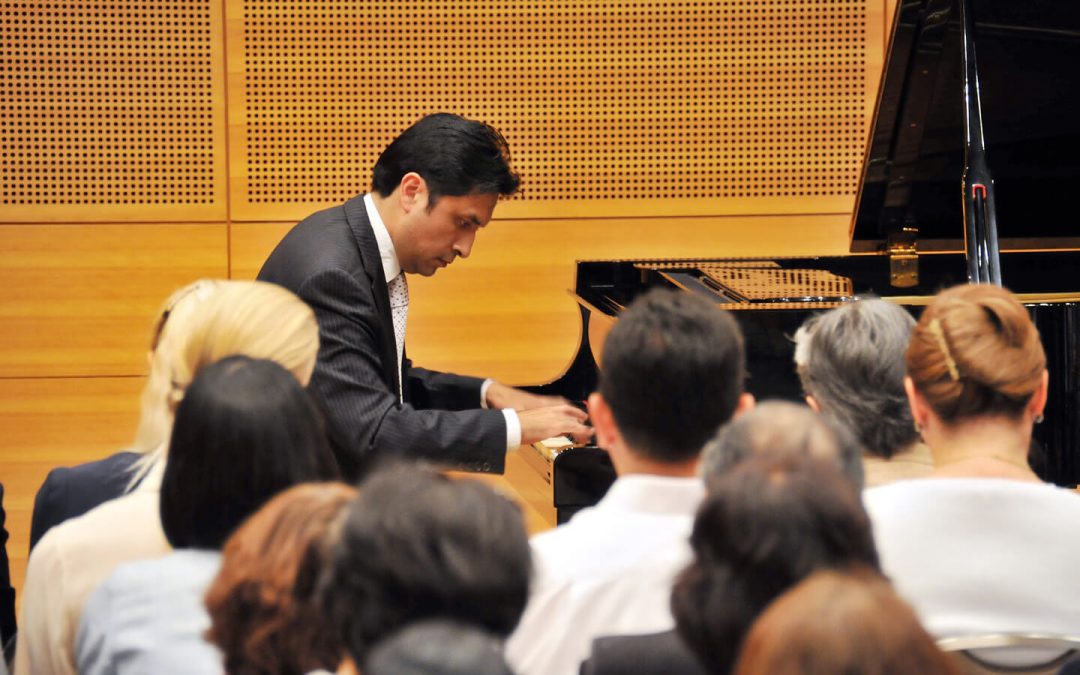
[
  {"left": 906, "top": 284, "right": 1046, "bottom": 423},
  {"left": 160, "top": 356, "right": 340, "bottom": 550},
  {"left": 701, "top": 400, "right": 864, "bottom": 490},
  {"left": 372, "top": 113, "right": 520, "bottom": 207},
  {"left": 363, "top": 620, "right": 514, "bottom": 675},
  {"left": 795, "top": 299, "right": 918, "bottom": 459},
  {"left": 672, "top": 453, "right": 879, "bottom": 674},
  {"left": 593, "top": 288, "right": 747, "bottom": 465},
  {"left": 320, "top": 464, "right": 531, "bottom": 664}
]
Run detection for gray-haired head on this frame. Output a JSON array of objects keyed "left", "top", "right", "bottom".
[
  {"left": 363, "top": 620, "right": 514, "bottom": 675},
  {"left": 793, "top": 299, "right": 917, "bottom": 459},
  {"left": 700, "top": 401, "right": 864, "bottom": 490}
]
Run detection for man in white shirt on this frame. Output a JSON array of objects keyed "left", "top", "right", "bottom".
[
  {"left": 258, "top": 113, "right": 590, "bottom": 477},
  {"left": 506, "top": 289, "right": 753, "bottom": 675}
]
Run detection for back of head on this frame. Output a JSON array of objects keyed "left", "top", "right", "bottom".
[
  {"left": 735, "top": 569, "right": 959, "bottom": 675},
  {"left": 161, "top": 356, "right": 340, "bottom": 549},
  {"left": 672, "top": 453, "right": 879, "bottom": 674},
  {"left": 363, "top": 620, "right": 514, "bottom": 675},
  {"left": 701, "top": 400, "right": 864, "bottom": 489},
  {"left": 134, "top": 279, "right": 228, "bottom": 455},
  {"left": 599, "top": 288, "right": 746, "bottom": 463},
  {"left": 907, "top": 284, "right": 1045, "bottom": 422},
  {"left": 795, "top": 299, "right": 917, "bottom": 458},
  {"left": 206, "top": 482, "right": 356, "bottom": 675},
  {"left": 168, "top": 280, "right": 320, "bottom": 411},
  {"left": 371, "top": 113, "right": 520, "bottom": 204},
  {"left": 322, "top": 464, "right": 531, "bottom": 664}
]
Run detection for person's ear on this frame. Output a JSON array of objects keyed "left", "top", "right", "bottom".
[
  {"left": 904, "top": 376, "right": 930, "bottom": 430},
  {"left": 1029, "top": 369, "right": 1050, "bottom": 421},
  {"left": 398, "top": 172, "right": 428, "bottom": 213},
  {"left": 734, "top": 392, "right": 755, "bottom": 417},
  {"left": 587, "top": 392, "right": 620, "bottom": 450}
]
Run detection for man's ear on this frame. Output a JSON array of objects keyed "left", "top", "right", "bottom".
[
  {"left": 398, "top": 172, "right": 428, "bottom": 213},
  {"left": 805, "top": 395, "right": 821, "bottom": 413},
  {"left": 1029, "top": 369, "right": 1050, "bottom": 420},
  {"left": 734, "top": 392, "right": 755, "bottom": 417},
  {"left": 587, "top": 392, "right": 620, "bottom": 450}
]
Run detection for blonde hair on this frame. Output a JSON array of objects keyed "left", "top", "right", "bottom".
[
  {"left": 131, "top": 279, "right": 228, "bottom": 457},
  {"left": 131, "top": 280, "right": 320, "bottom": 486}
]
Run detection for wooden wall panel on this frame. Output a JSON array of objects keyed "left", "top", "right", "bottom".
[
  {"left": 1, "top": 377, "right": 144, "bottom": 604},
  {"left": 0, "top": 224, "right": 228, "bottom": 377},
  {"left": 227, "top": 0, "right": 885, "bottom": 222},
  {"left": 0, "top": 1, "right": 228, "bottom": 222}
]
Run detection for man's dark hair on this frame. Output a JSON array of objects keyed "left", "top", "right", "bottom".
[
  {"left": 599, "top": 288, "right": 746, "bottom": 463},
  {"left": 371, "top": 113, "right": 521, "bottom": 206},
  {"left": 160, "top": 356, "right": 340, "bottom": 549},
  {"left": 320, "top": 464, "right": 531, "bottom": 664},
  {"left": 363, "top": 620, "right": 514, "bottom": 675},
  {"left": 701, "top": 400, "right": 865, "bottom": 490},
  {"left": 672, "top": 454, "right": 880, "bottom": 675}
]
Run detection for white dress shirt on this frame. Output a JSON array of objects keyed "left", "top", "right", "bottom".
[
  {"left": 506, "top": 474, "right": 705, "bottom": 675},
  {"left": 363, "top": 194, "right": 520, "bottom": 449},
  {"left": 865, "top": 478, "right": 1080, "bottom": 639},
  {"left": 75, "top": 549, "right": 224, "bottom": 675}
]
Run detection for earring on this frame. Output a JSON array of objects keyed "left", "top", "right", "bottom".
[{"left": 1035, "top": 414, "right": 1045, "bottom": 424}]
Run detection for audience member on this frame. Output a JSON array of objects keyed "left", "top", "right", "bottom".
[
  {"left": 581, "top": 398, "right": 867, "bottom": 675},
  {"left": 672, "top": 454, "right": 881, "bottom": 675},
  {"left": 507, "top": 289, "right": 753, "bottom": 675},
  {"left": 0, "top": 484, "right": 13, "bottom": 663},
  {"left": 320, "top": 465, "right": 530, "bottom": 672},
  {"left": 700, "top": 400, "right": 864, "bottom": 490},
  {"left": 29, "top": 279, "right": 223, "bottom": 551},
  {"left": 75, "top": 357, "right": 339, "bottom": 674},
  {"left": 206, "top": 482, "right": 356, "bottom": 675},
  {"left": 733, "top": 569, "right": 959, "bottom": 675},
  {"left": 865, "top": 284, "right": 1080, "bottom": 654},
  {"left": 361, "top": 620, "right": 515, "bottom": 675},
  {"left": 15, "top": 281, "right": 321, "bottom": 675},
  {"left": 794, "top": 299, "right": 932, "bottom": 486}
]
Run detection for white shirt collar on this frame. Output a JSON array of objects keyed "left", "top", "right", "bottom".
[
  {"left": 364, "top": 193, "right": 401, "bottom": 283},
  {"left": 595, "top": 474, "right": 706, "bottom": 517}
]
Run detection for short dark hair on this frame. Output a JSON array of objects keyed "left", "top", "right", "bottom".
[
  {"left": 701, "top": 400, "right": 865, "bottom": 489},
  {"left": 321, "top": 464, "right": 531, "bottom": 663},
  {"left": 160, "top": 356, "right": 340, "bottom": 549},
  {"left": 371, "top": 113, "right": 521, "bottom": 206},
  {"left": 672, "top": 454, "right": 880, "bottom": 675},
  {"left": 599, "top": 288, "right": 746, "bottom": 463},
  {"left": 364, "top": 620, "right": 514, "bottom": 675},
  {"left": 795, "top": 299, "right": 918, "bottom": 459}
]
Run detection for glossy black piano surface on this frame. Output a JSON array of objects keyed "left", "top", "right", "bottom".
[{"left": 533, "top": 0, "right": 1080, "bottom": 514}]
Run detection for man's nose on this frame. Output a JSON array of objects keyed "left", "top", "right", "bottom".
[{"left": 453, "top": 229, "right": 477, "bottom": 259}]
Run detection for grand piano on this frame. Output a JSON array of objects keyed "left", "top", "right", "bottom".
[{"left": 531, "top": 0, "right": 1080, "bottom": 522}]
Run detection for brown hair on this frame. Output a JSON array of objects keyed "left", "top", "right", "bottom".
[
  {"left": 734, "top": 568, "right": 959, "bottom": 675},
  {"left": 205, "top": 482, "right": 357, "bottom": 675},
  {"left": 906, "top": 284, "right": 1045, "bottom": 422}
]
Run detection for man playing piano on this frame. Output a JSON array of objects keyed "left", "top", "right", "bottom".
[{"left": 258, "top": 113, "right": 590, "bottom": 478}]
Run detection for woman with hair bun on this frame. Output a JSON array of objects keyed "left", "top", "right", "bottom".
[{"left": 865, "top": 283, "right": 1080, "bottom": 662}]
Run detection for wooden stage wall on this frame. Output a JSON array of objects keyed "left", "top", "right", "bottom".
[{"left": 1, "top": 0, "right": 898, "bottom": 602}]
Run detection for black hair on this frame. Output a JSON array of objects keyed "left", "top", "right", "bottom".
[
  {"left": 599, "top": 288, "right": 746, "bottom": 463},
  {"left": 160, "top": 356, "right": 340, "bottom": 549},
  {"left": 371, "top": 113, "right": 520, "bottom": 206},
  {"left": 672, "top": 454, "right": 880, "bottom": 675},
  {"left": 320, "top": 464, "right": 531, "bottom": 664}
]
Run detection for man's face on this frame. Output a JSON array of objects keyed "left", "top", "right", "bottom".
[{"left": 395, "top": 190, "right": 498, "bottom": 277}]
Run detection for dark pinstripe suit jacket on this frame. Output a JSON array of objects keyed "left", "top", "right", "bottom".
[{"left": 257, "top": 194, "right": 506, "bottom": 479}]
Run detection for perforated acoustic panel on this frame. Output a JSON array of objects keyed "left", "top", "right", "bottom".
[
  {"left": 1, "top": 1, "right": 227, "bottom": 221},
  {"left": 229, "top": 0, "right": 883, "bottom": 221}
]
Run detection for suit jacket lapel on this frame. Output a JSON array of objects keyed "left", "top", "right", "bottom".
[{"left": 343, "top": 194, "right": 401, "bottom": 396}]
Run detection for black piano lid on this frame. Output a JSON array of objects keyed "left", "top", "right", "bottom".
[{"left": 851, "top": 0, "right": 1080, "bottom": 253}]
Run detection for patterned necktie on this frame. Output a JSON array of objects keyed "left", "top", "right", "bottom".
[{"left": 388, "top": 272, "right": 409, "bottom": 402}]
